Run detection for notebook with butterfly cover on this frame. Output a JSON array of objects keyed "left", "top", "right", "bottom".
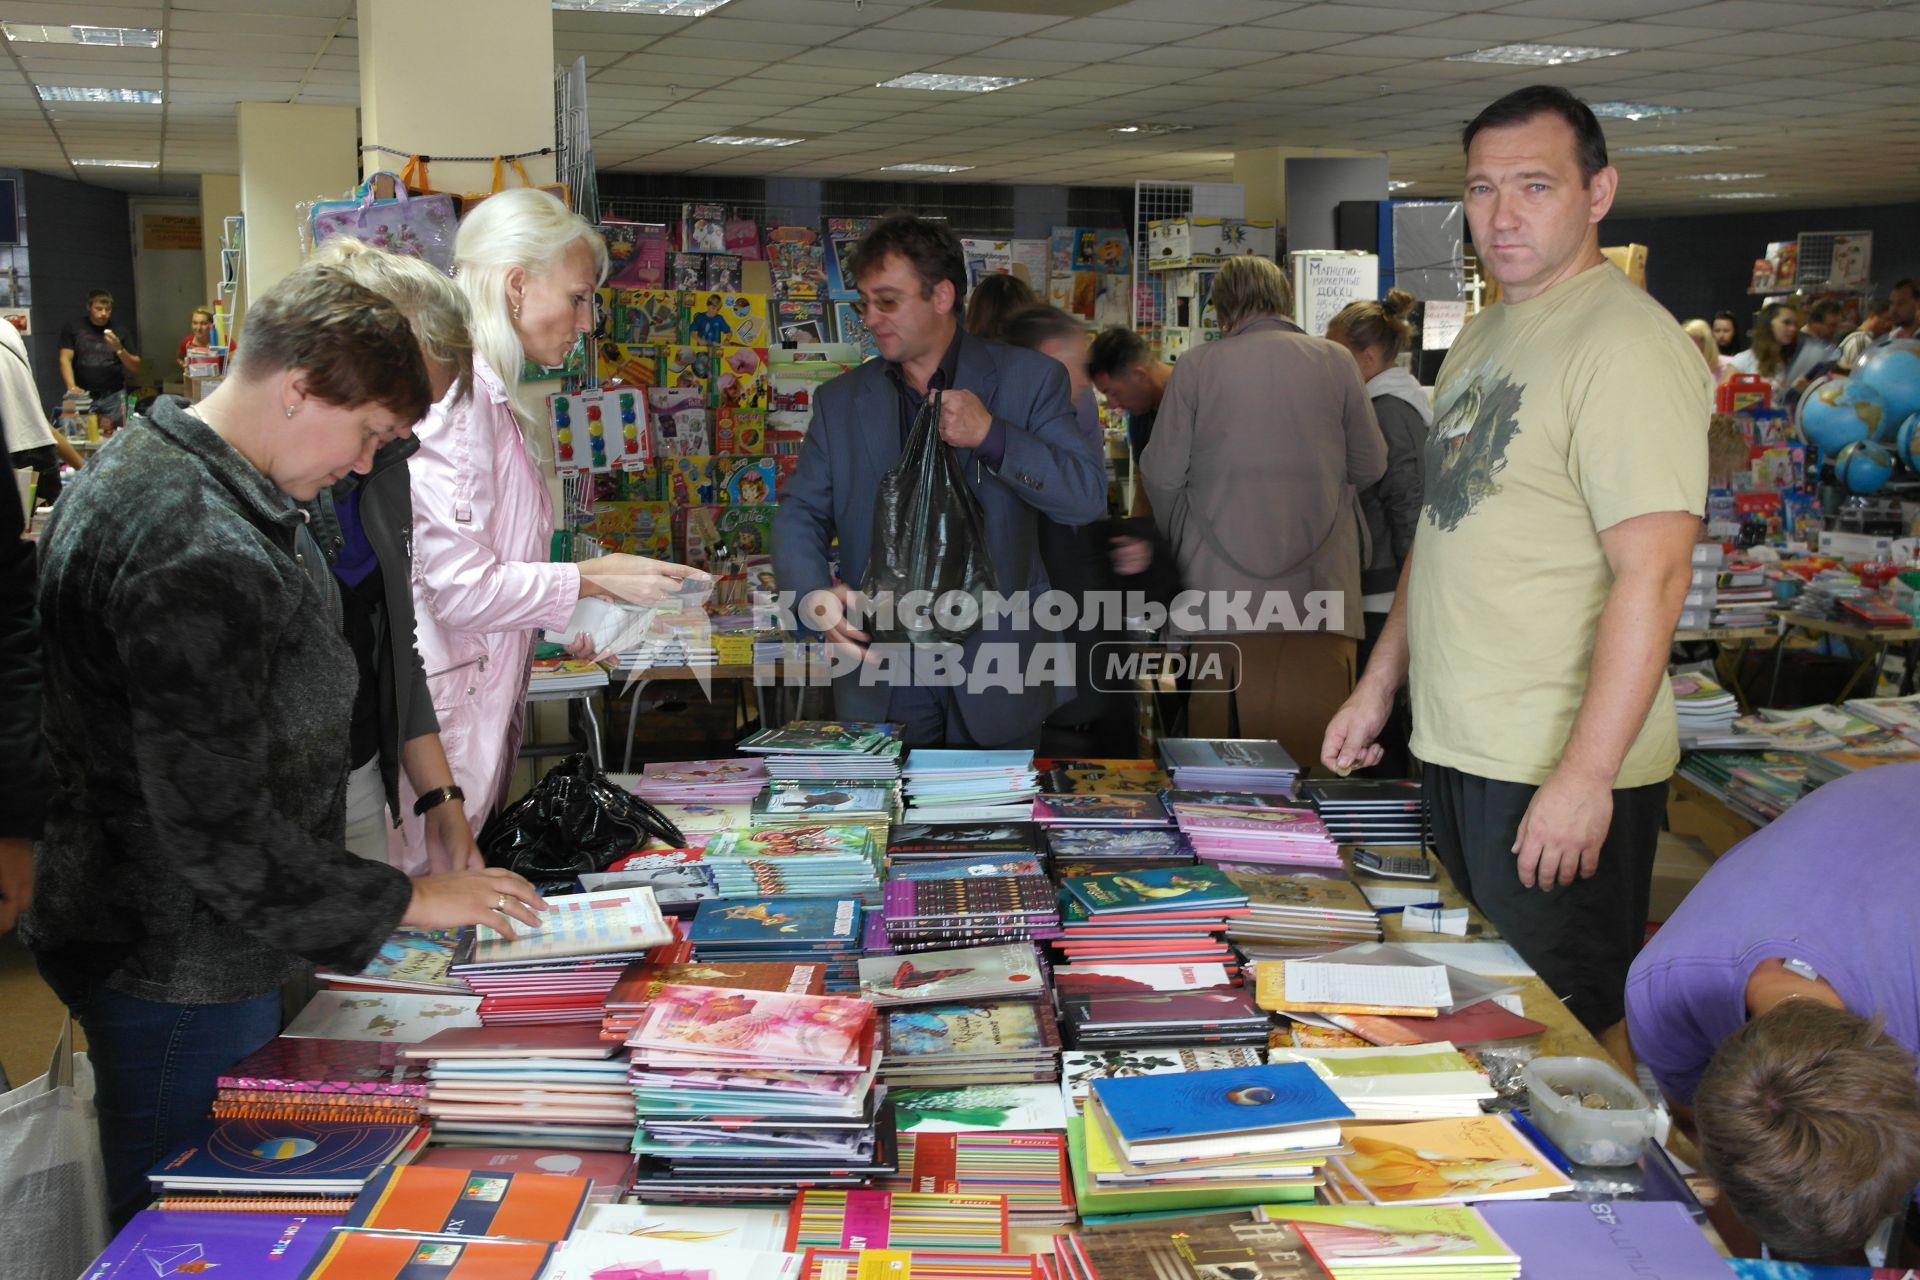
[{"left": 856, "top": 943, "right": 1046, "bottom": 1006}]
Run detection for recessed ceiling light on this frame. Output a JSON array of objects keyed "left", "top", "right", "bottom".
[
  {"left": 551, "top": 0, "right": 732, "bottom": 13},
  {"left": 1709, "top": 191, "right": 1780, "bottom": 200},
  {"left": 697, "top": 134, "right": 803, "bottom": 147},
  {"left": 74, "top": 158, "right": 158, "bottom": 169},
  {"left": 1617, "top": 144, "right": 1734, "bottom": 155},
  {"left": 1107, "top": 123, "right": 1193, "bottom": 136},
  {"left": 880, "top": 163, "right": 975, "bottom": 174},
  {"left": 4, "top": 23, "right": 161, "bottom": 47},
  {"left": 877, "top": 73, "right": 1028, "bottom": 93},
  {"left": 1588, "top": 101, "right": 1689, "bottom": 121},
  {"left": 37, "top": 86, "right": 162, "bottom": 104},
  {"left": 1388, "top": 180, "right": 1415, "bottom": 191},
  {"left": 1447, "top": 43, "right": 1627, "bottom": 66},
  {"left": 1679, "top": 172, "right": 1767, "bottom": 181}
]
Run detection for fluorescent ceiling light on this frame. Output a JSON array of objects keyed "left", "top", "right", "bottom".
[
  {"left": 551, "top": 0, "right": 732, "bottom": 13},
  {"left": 1709, "top": 192, "right": 1780, "bottom": 200},
  {"left": 74, "top": 158, "right": 158, "bottom": 169},
  {"left": 1388, "top": 180, "right": 1415, "bottom": 191},
  {"left": 1588, "top": 101, "right": 1689, "bottom": 120},
  {"left": 1617, "top": 143, "right": 1733, "bottom": 155},
  {"left": 1679, "top": 172, "right": 1766, "bottom": 181},
  {"left": 5, "top": 23, "right": 161, "bottom": 46},
  {"left": 1108, "top": 123, "right": 1193, "bottom": 136},
  {"left": 697, "top": 134, "right": 802, "bottom": 147},
  {"left": 881, "top": 163, "right": 975, "bottom": 173},
  {"left": 37, "top": 86, "right": 162, "bottom": 104},
  {"left": 1447, "top": 43, "right": 1626, "bottom": 66},
  {"left": 877, "top": 73, "right": 1027, "bottom": 93}
]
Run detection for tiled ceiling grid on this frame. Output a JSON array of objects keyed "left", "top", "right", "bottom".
[{"left": 1, "top": 0, "right": 1917, "bottom": 215}]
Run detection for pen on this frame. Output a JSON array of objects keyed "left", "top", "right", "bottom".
[
  {"left": 1510, "top": 1111, "right": 1577, "bottom": 1175},
  {"left": 1374, "top": 902, "right": 1445, "bottom": 915}
]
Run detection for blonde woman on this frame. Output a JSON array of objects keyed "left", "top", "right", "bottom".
[
  {"left": 405, "top": 189, "right": 702, "bottom": 868},
  {"left": 1681, "top": 317, "right": 1733, "bottom": 386}
]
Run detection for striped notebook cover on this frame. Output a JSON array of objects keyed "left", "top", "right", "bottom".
[
  {"left": 877, "top": 1133, "right": 1073, "bottom": 1220},
  {"left": 801, "top": 1249, "right": 1041, "bottom": 1280},
  {"left": 786, "top": 1190, "right": 1010, "bottom": 1252}
]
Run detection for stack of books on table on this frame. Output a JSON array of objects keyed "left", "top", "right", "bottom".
[
  {"left": 649, "top": 799, "right": 754, "bottom": 849},
  {"left": 316, "top": 928, "right": 468, "bottom": 995},
  {"left": 617, "top": 635, "right": 720, "bottom": 670},
  {"left": 750, "top": 785, "right": 900, "bottom": 849},
  {"left": 448, "top": 889, "right": 679, "bottom": 1027},
  {"left": 1157, "top": 738, "right": 1299, "bottom": 794},
  {"left": 1321, "top": 1115, "right": 1572, "bottom": 1206},
  {"left": 1043, "top": 826, "right": 1195, "bottom": 875},
  {"left": 886, "top": 820, "right": 1048, "bottom": 866},
  {"left": 1032, "top": 792, "right": 1174, "bottom": 828},
  {"left": 879, "top": 1128, "right": 1077, "bottom": 1224},
  {"left": 1256, "top": 944, "right": 1540, "bottom": 1049},
  {"left": 1057, "top": 1046, "right": 1264, "bottom": 1116},
  {"left": 1804, "top": 731, "right": 1920, "bottom": 788},
  {"left": 625, "top": 984, "right": 892, "bottom": 1202},
  {"left": 1672, "top": 670, "right": 1739, "bottom": 743},
  {"left": 1035, "top": 757, "right": 1170, "bottom": 794},
  {"left": 1053, "top": 960, "right": 1238, "bottom": 998},
  {"left": 1298, "top": 777, "right": 1429, "bottom": 846},
  {"left": 1266, "top": 1042, "right": 1497, "bottom": 1119},
  {"left": 901, "top": 749, "right": 1043, "bottom": 822},
  {"left": 528, "top": 657, "right": 610, "bottom": 694},
  {"left": 282, "top": 989, "right": 483, "bottom": 1042},
  {"left": 634, "top": 756, "right": 770, "bottom": 803},
  {"left": 1847, "top": 693, "right": 1920, "bottom": 742},
  {"left": 1168, "top": 800, "right": 1341, "bottom": 868},
  {"left": 1059, "top": 987, "right": 1269, "bottom": 1050},
  {"left": 1475, "top": 1201, "right": 1732, "bottom": 1280},
  {"left": 858, "top": 941, "right": 1050, "bottom": 1008},
  {"left": 881, "top": 866, "right": 1061, "bottom": 954},
  {"left": 688, "top": 894, "right": 865, "bottom": 992},
  {"left": 786, "top": 1188, "right": 1011, "bottom": 1253},
  {"left": 1075, "top": 1063, "right": 1352, "bottom": 1216},
  {"left": 580, "top": 848, "right": 720, "bottom": 917},
  {"left": 1219, "top": 865, "right": 1382, "bottom": 952},
  {"left": 1056, "top": 1209, "right": 1352, "bottom": 1280},
  {"left": 544, "top": 1226, "right": 801, "bottom": 1280},
  {"left": 878, "top": 996, "right": 1064, "bottom": 1087},
  {"left": 701, "top": 822, "right": 885, "bottom": 904},
  {"left": 1676, "top": 748, "right": 1806, "bottom": 824},
  {"left": 144, "top": 1115, "right": 423, "bottom": 1208},
  {"left": 407, "top": 1143, "right": 636, "bottom": 1206},
  {"left": 403, "top": 1024, "right": 633, "bottom": 1151},
  {"left": 213, "top": 1037, "right": 428, "bottom": 1125},
  {"left": 1050, "top": 864, "right": 1246, "bottom": 968},
  {"left": 80, "top": 1209, "right": 339, "bottom": 1277},
  {"left": 1255, "top": 1205, "right": 1522, "bottom": 1280},
  {"left": 738, "top": 720, "right": 905, "bottom": 781},
  {"left": 602, "top": 956, "right": 827, "bottom": 1043}
]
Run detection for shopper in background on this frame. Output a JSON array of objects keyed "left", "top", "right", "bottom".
[
  {"left": 1681, "top": 318, "right": 1734, "bottom": 385},
  {"left": 1325, "top": 290, "right": 1430, "bottom": 776},
  {"left": 773, "top": 213, "right": 1106, "bottom": 748},
  {"left": 963, "top": 271, "right": 1038, "bottom": 343},
  {"left": 25, "top": 265, "right": 549, "bottom": 1229},
  {"left": 175, "top": 306, "right": 215, "bottom": 377},
  {"left": 1323, "top": 85, "right": 1707, "bottom": 1051},
  {"left": 1729, "top": 300, "right": 1801, "bottom": 398},
  {"left": 0, "top": 401, "right": 40, "bottom": 943},
  {"left": 58, "top": 288, "right": 141, "bottom": 431},
  {"left": 1626, "top": 763, "right": 1920, "bottom": 1262},
  {"left": 1143, "top": 254, "right": 1387, "bottom": 767},
  {"left": 1885, "top": 278, "right": 1917, "bottom": 343},
  {"left": 5, "top": 309, "right": 84, "bottom": 505},
  {"left": 304, "top": 237, "right": 481, "bottom": 874},
  {"left": 1785, "top": 298, "right": 1844, "bottom": 393},
  {"left": 407, "top": 188, "right": 702, "bottom": 864},
  {"left": 1088, "top": 326, "right": 1172, "bottom": 471},
  {"left": 1711, "top": 310, "right": 1742, "bottom": 358},
  {"left": 1835, "top": 295, "right": 1892, "bottom": 371}
]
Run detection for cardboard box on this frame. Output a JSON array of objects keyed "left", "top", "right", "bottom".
[
  {"left": 1648, "top": 830, "right": 1718, "bottom": 924},
  {"left": 1146, "top": 217, "right": 1278, "bottom": 269},
  {"left": 1602, "top": 243, "right": 1648, "bottom": 288}
]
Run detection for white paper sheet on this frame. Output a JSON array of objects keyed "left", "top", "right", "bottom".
[{"left": 1284, "top": 961, "right": 1451, "bottom": 1009}]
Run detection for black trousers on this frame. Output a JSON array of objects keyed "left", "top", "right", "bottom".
[{"left": 1424, "top": 762, "right": 1667, "bottom": 1032}]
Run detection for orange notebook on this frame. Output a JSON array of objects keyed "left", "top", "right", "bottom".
[
  {"left": 302, "top": 1230, "right": 552, "bottom": 1279},
  {"left": 343, "top": 1164, "right": 589, "bottom": 1244}
]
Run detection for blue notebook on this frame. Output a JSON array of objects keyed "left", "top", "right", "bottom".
[
  {"left": 147, "top": 1117, "right": 418, "bottom": 1191},
  {"left": 689, "top": 896, "right": 862, "bottom": 946},
  {"left": 1091, "top": 1062, "right": 1351, "bottom": 1144},
  {"left": 82, "top": 1210, "right": 329, "bottom": 1278}
]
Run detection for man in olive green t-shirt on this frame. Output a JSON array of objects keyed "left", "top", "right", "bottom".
[{"left": 1322, "top": 86, "right": 1708, "bottom": 1046}]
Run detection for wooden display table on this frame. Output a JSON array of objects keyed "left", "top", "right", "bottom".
[{"left": 1767, "top": 612, "right": 1920, "bottom": 705}]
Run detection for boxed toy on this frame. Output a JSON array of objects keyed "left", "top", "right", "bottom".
[
  {"left": 548, "top": 388, "right": 649, "bottom": 474},
  {"left": 647, "top": 386, "right": 711, "bottom": 457}
]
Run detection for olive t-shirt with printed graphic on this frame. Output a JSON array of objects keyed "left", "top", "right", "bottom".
[{"left": 1408, "top": 262, "right": 1709, "bottom": 789}]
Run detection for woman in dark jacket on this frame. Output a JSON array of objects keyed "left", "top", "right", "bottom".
[{"left": 27, "top": 264, "right": 545, "bottom": 1229}]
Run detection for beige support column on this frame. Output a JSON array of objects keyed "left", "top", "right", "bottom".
[
  {"left": 358, "top": 0, "right": 556, "bottom": 195},
  {"left": 236, "top": 102, "right": 359, "bottom": 303},
  {"left": 197, "top": 173, "right": 240, "bottom": 312}
]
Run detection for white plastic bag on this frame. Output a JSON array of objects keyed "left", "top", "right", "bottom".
[{"left": 0, "top": 1019, "right": 111, "bottom": 1276}]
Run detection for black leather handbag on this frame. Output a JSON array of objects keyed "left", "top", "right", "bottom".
[{"left": 479, "top": 753, "right": 686, "bottom": 881}]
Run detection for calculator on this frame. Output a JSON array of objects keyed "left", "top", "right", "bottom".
[{"left": 1352, "top": 848, "right": 1437, "bottom": 880}]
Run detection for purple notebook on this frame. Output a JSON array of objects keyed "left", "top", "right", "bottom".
[
  {"left": 218, "top": 1036, "right": 428, "bottom": 1097},
  {"left": 1477, "top": 1200, "right": 1735, "bottom": 1279},
  {"left": 82, "top": 1209, "right": 329, "bottom": 1277}
]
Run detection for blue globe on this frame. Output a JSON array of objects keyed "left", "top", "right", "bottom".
[
  {"left": 1834, "top": 439, "right": 1896, "bottom": 494},
  {"left": 1798, "top": 376, "right": 1882, "bottom": 453},
  {"left": 1852, "top": 339, "right": 1920, "bottom": 435},
  {"left": 1897, "top": 412, "right": 1920, "bottom": 472}
]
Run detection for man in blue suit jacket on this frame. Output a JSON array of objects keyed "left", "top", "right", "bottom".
[{"left": 773, "top": 215, "right": 1107, "bottom": 747}]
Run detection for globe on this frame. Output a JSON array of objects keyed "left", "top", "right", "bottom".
[
  {"left": 1798, "top": 376, "right": 1882, "bottom": 453},
  {"left": 1898, "top": 412, "right": 1920, "bottom": 472},
  {"left": 1852, "top": 339, "right": 1920, "bottom": 435},
  {"left": 1834, "top": 439, "right": 1896, "bottom": 495}
]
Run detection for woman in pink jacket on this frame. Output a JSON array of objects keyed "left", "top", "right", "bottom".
[{"left": 401, "top": 189, "right": 697, "bottom": 871}]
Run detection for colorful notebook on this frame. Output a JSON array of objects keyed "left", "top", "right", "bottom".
[
  {"left": 298, "top": 1230, "right": 553, "bottom": 1279},
  {"left": 343, "top": 1164, "right": 589, "bottom": 1243},
  {"left": 80, "top": 1209, "right": 330, "bottom": 1278},
  {"left": 858, "top": 944, "right": 1046, "bottom": 1006},
  {"left": 1477, "top": 1200, "right": 1731, "bottom": 1278},
  {"left": 219, "top": 1037, "right": 429, "bottom": 1097},
  {"left": 1333, "top": 1116, "right": 1573, "bottom": 1205},
  {"left": 785, "top": 1189, "right": 1010, "bottom": 1252},
  {"left": 1091, "top": 1063, "right": 1351, "bottom": 1148}
]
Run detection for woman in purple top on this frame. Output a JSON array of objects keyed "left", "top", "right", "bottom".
[{"left": 1625, "top": 762, "right": 1920, "bottom": 1260}]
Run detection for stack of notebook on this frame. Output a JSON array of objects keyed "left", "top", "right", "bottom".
[
  {"left": 449, "top": 890, "right": 679, "bottom": 1027},
  {"left": 1260, "top": 1204, "right": 1520, "bottom": 1279},
  {"left": 1157, "top": 738, "right": 1300, "bottom": 793},
  {"left": 858, "top": 942, "right": 1049, "bottom": 1007},
  {"left": 785, "top": 1188, "right": 1011, "bottom": 1252},
  {"left": 1672, "top": 671, "right": 1740, "bottom": 742},
  {"left": 1044, "top": 826, "right": 1196, "bottom": 873},
  {"left": 1059, "top": 988, "right": 1269, "bottom": 1050},
  {"left": 1219, "top": 865, "right": 1382, "bottom": 951},
  {"left": 601, "top": 957, "right": 827, "bottom": 1043},
  {"left": 1057, "top": 1211, "right": 1340, "bottom": 1280},
  {"left": 145, "top": 1116, "right": 422, "bottom": 1203},
  {"left": 737, "top": 720, "right": 905, "bottom": 782},
  {"left": 543, "top": 1230, "right": 801, "bottom": 1280},
  {"left": 1266, "top": 1043, "right": 1498, "bottom": 1120},
  {"left": 882, "top": 868, "right": 1061, "bottom": 954},
  {"left": 80, "top": 1210, "right": 336, "bottom": 1278},
  {"left": 1032, "top": 793, "right": 1174, "bottom": 828},
  {"left": 1169, "top": 801, "right": 1342, "bottom": 868},
  {"left": 1050, "top": 864, "right": 1246, "bottom": 968},
  {"left": 1035, "top": 757, "right": 1170, "bottom": 794},
  {"left": 878, "top": 998, "right": 1064, "bottom": 1087},
  {"left": 316, "top": 928, "right": 468, "bottom": 995},
  {"left": 1299, "top": 777, "right": 1429, "bottom": 846},
  {"left": 528, "top": 657, "right": 610, "bottom": 694},
  {"left": 403, "top": 1024, "right": 633, "bottom": 1151},
  {"left": 579, "top": 849, "right": 720, "bottom": 917},
  {"left": 901, "top": 750, "right": 1043, "bottom": 822},
  {"left": 633, "top": 757, "right": 770, "bottom": 804},
  {"left": 1320, "top": 1115, "right": 1572, "bottom": 1206},
  {"left": 688, "top": 895, "right": 865, "bottom": 992},
  {"left": 625, "top": 984, "right": 891, "bottom": 1201},
  {"left": 700, "top": 823, "right": 885, "bottom": 904},
  {"left": 213, "top": 1037, "right": 428, "bottom": 1125},
  {"left": 886, "top": 821, "right": 1048, "bottom": 866},
  {"left": 1057, "top": 1046, "right": 1264, "bottom": 1116},
  {"left": 877, "top": 1131, "right": 1075, "bottom": 1225},
  {"left": 408, "top": 1145, "right": 637, "bottom": 1206},
  {"left": 750, "top": 785, "right": 901, "bottom": 849}
]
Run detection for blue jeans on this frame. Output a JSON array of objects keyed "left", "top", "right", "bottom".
[{"left": 66, "top": 984, "right": 281, "bottom": 1229}]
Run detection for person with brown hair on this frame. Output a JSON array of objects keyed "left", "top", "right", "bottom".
[
  {"left": 1143, "top": 254, "right": 1388, "bottom": 766},
  {"left": 963, "top": 271, "right": 1038, "bottom": 343},
  {"left": 1729, "top": 300, "right": 1801, "bottom": 396},
  {"left": 1627, "top": 762, "right": 1920, "bottom": 1259}
]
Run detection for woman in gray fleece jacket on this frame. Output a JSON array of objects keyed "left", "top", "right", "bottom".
[{"left": 26, "top": 265, "right": 547, "bottom": 1229}]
